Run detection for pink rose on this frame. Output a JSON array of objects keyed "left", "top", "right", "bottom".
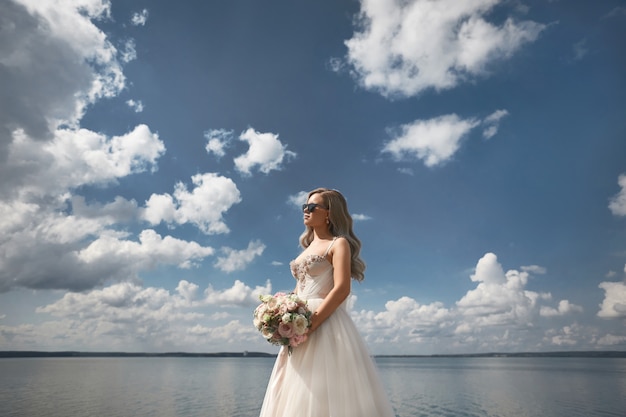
[
  {"left": 278, "top": 322, "right": 294, "bottom": 338},
  {"left": 290, "top": 334, "right": 307, "bottom": 347}
]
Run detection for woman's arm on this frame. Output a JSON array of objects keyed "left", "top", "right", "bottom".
[{"left": 308, "top": 237, "right": 351, "bottom": 333}]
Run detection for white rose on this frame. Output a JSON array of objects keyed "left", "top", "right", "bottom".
[
  {"left": 262, "top": 326, "right": 274, "bottom": 339},
  {"left": 282, "top": 313, "right": 292, "bottom": 323},
  {"left": 293, "top": 314, "right": 309, "bottom": 336}
]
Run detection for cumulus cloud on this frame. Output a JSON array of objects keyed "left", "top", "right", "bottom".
[
  {"left": 0, "top": 128, "right": 181, "bottom": 294},
  {"left": 382, "top": 114, "right": 480, "bottom": 167},
  {"left": 456, "top": 253, "right": 547, "bottom": 327},
  {"left": 143, "top": 173, "right": 241, "bottom": 234},
  {"left": 288, "top": 191, "right": 310, "bottom": 207},
  {"left": 0, "top": 124, "right": 164, "bottom": 201},
  {"left": 383, "top": 110, "right": 515, "bottom": 166},
  {"left": 0, "top": 253, "right": 620, "bottom": 353},
  {"left": 215, "top": 240, "right": 266, "bottom": 273},
  {"left": 234, "top": 128, "right": 296, "bottom": 175},
  {"left": 608, "top": 174, "right": 626, "bottom": 216},
  {"left": 521, "top": 265, "right": 547, "bottom": 274},
  {"left": 0, "top": 221, "right": 214, "bottom": 292},
  {"left": 0, "top": 0, "right": 123, "bottom": 157},
  {"left": 126, "top": 99, "right": 144, "bottom": 112},
  {"left": 597, "top": 281, "right": 626, "bottom": 318},
  {"left": 71, "top": 195, "right": 139, "bottom": 223},
  {"left": 344, "top": 0, "right": 545, "bottom": 98},
  {"left": 120, "top": 39, "right": 137, "bottom": 63},
  {"left": 131, "top": 9, "right": 149, "bottom": 26},
  {"left": 351, "top": 299, "right": 448, "bottom": 352},
  {"left": 204, "top": 279, "right": 272, "bottom": 307},
  {"left": 351, "top": 253, "right": 571, "bottom": 353},
  {"left": 0, "top": 279, "right": 264, "bottom": 351},
  {"left": 540, "top": 300, "right": 583, "bottom": 317},
  {"left": 0, "top": 1, "right": 227, "bottom": 295},
  {"left": 204, "top": 129, "right": 233, "bottom": 159},
  {"left": 544, "top": 324, "right": 583, "bottom": 346},
  {"left": 597, "top": 333, "right": 626, "bottom": 346}
]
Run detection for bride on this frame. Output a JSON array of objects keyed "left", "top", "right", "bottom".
[{"left": 259, "top": 188, "right": 395, "bottom": 417}]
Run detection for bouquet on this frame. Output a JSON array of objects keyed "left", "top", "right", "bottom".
[{"left": 253, "top": 292, "right": 312, "bottom": 352}]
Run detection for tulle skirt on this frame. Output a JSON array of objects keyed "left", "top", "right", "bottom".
[{"left": 259, "top": 298, "right": 395, "bottom": 417}]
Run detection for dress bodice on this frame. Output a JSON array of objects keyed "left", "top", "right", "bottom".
[{"left": 289, "top": 254, "right": 334, "bottom": 299}]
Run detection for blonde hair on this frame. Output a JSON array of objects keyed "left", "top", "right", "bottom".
[{"left": 298, "top": 188, "right": 366, "bottom": 281}]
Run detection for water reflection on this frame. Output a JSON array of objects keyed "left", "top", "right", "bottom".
[{"left": 0, "top": 356, "right": 624, "bottom": 417}]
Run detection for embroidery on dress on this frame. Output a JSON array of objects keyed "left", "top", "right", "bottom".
[{"left": 290, "top": 254, "right": 326, "bottom": 291}]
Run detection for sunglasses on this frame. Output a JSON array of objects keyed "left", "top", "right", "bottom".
[{"left": 302, "top": 203, "right": 327, "bottom": 213}]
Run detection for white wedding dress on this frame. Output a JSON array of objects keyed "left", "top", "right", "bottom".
[{"left": 259, "top": 239, "right": 395, "bottom": 417}]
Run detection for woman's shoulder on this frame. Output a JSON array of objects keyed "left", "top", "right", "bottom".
[{"left": 330, "top": 236, "right": 350, "bottom": 252}]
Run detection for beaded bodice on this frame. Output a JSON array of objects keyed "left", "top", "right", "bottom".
[{"left": 290, "top": 254, "right": 334, "bottom": 299}]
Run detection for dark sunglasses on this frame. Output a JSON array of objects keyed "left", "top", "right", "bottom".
[{"left": 302, "top": 203, "right": 327, "bottom": 213}]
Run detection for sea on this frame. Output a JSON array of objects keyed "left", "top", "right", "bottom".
[{"left": 1, "top": 356, "right": 625, "bottom": 417}]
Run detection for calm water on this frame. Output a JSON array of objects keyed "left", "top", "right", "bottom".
[{"left": 1, "top": 356, "right": 625, "bottom": 417}]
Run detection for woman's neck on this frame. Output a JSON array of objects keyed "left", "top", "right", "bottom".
[{"left": 312, "top": 226, "right": 333, "bottom": 241}]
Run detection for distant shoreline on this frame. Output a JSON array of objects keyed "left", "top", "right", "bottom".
[{"left": 1, "top": 350, "right": 625, "bottom": 358}]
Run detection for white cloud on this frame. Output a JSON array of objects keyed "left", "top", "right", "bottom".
[
  {"left": 482, "top": 109, "right": 509, "bottom": 139},
  {"left": 215, "top": 240, "right": 266, "bottom": 273},
  {"left": 521, "top": 265, "right": 547, "bottom": 274},
  {"left": 383, "top": 110, "right": 515, "bottom": 166},
  {"left": 0, "top": 1, "right": 204, "bottom": 294},
  {"left": 597, "top": 333, "right": 626, "bottom": 346},
  {"left": 350, "top": 253, "right": 565, "bottom": 353},
  {"left": 234, "top": 128, "right": 296, "bottom": 175},
  {"left": 71, "top": 195, "right": 139, "bottom": 223},
  {"left": 344, "top": 0, "right": 545, "bottom": 98},
  {"left": 540, "top": 300, "right": 583, "bottom": 317},
  {"left": 0, "top": 0, "right": 124, "bottom": 157},
  {"left": 544, "top": 324, "right": 582, "bottom": 346},
  {"left": 126, "top": 99, "right": 144, "bottom": 113},
  {"left": 352, "top": 213, "right": 372, "bottom": 221},
  {"left": 597, "top": 281, "right": 626, "bottom": 318},
  {"left": 608, "top": 174, "right": 626, "bottom": 216},
  {"left": 131, "top": 9, "right": 149, "bottom": 26},
  {"left": 456, "top": 253, "right": 547, "bottom": 328},
  {"left": 383, "top": 114, "right": 480, "bottom": 167},
  {"left": 288, "top": 191, "right": 310, "bottom": 207},
  {"left": 2, "top": 123, "right": 164, "bottom": 202},
  {"left": 78, "top": 229, "right": 214, "bottom": 269},
  {"left": 176, "top": 280, "right": 200, "bottom": 302},
  {"left": 143, "top": 173, "right": 241, "bottom": 234},
  {"left": 0, "top": 278, "right": 275, "bottom": 351},
  {"left": 203, "top": 279, "right": 272, "bottom": 307},
  {"left": 1, "top": 254, "right": 621, "bottom": 353},
  {"left": 0, "top": 210, "right": 216, "bottom": 291},
  {"left": 120, "top": 39, "right": 137, "bottom": 63},
  {"left": 204, "top": 129, "right": 233, "bottom": 159}
]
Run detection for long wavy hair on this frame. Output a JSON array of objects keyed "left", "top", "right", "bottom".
[{"left": 298, "top": 188, "right": 366, "bottom": 281}]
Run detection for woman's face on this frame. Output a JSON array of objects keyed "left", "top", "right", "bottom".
[{"left": 303, "top": 193, "right": 328, "bottom": 228}]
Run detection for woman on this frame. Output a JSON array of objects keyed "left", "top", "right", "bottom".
[{"left": 259, "top": 188, "right": 395, "bottom": 417}]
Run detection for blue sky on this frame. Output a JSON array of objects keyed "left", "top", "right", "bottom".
[{"left": 1, "top": 0, "right": 625, "bottom": 355}]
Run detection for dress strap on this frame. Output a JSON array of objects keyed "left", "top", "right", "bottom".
[{"left": 322, "top": 236, "right": 338, "bottom": 257}]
